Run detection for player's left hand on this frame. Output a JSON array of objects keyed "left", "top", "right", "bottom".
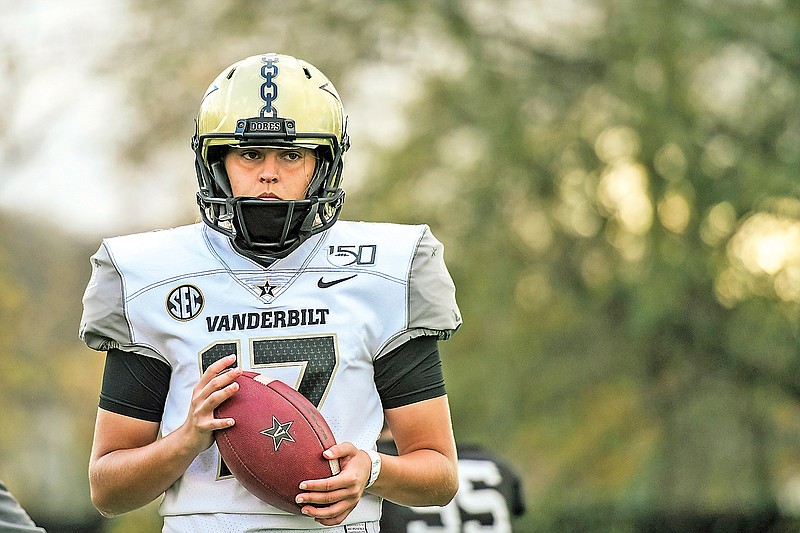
[{"left": 295, "top": 442, "right": 372, "bottom": 526}]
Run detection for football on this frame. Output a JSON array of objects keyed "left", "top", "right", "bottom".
[{"left": 214, "top": 371, "right": 340, "bottom": 514}]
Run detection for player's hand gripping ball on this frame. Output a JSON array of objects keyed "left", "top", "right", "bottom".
[{"left": 214, "top": 371, "right": 340, "bottom": 514}]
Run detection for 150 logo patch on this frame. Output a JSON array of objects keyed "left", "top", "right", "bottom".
[{"left": 326, "top": 245, "right": 377, "bottom": 267}]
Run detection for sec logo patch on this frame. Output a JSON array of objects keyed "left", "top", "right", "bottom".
[{"left": 167, "top": 284, "right": 204, "bottom": 321}]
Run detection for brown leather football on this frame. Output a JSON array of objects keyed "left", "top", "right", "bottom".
[{"left": 214, "top": 371, "right": 340, "bottom": 514}]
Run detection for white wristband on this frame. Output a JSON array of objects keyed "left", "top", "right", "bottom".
[{"left": 363, "top": 449, "right": 382, "bottom": 489}]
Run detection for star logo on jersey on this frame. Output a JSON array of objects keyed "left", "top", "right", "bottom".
[
  {"left": 261, "top": 416, "right": 295, "bottom": 451},
  {"left": 255, "top": 278, "right": 278, "bottom": 298}
]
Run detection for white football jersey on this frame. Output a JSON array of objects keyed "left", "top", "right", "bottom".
[{"left": 80, "top": 221, "right": 461, "bottom": 530}]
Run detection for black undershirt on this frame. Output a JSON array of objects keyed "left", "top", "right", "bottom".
[{"left": 99, "top": 335, "right": 445, "bottom": 422}]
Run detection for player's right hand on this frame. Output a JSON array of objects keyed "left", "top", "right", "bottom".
[{"left": 182, "top": 354, "right": 242, "bottom": 453}]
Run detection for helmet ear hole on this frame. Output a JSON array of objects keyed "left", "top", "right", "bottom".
[
  {"left": 207, "top": 145, "right": 226, "bottom": 161},
  {"left": 207, "top": 146, "right": 233, "bottom": 198},
  {"left": 308, "top": 156, "right": 331, "bottom": 198}
]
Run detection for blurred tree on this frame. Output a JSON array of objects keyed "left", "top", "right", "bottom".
[{"left": 0, "top": 214, "right": 103, "bottom": 530}]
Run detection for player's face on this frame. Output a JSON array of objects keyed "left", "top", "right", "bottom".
[{"left": 224, "top": 147, "right": 317, "bottom": 200}]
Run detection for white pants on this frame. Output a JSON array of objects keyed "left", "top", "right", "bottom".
[{"left": 163, "top": 514, "right": 380, "bottom": 533}]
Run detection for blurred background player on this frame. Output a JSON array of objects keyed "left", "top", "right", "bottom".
[
  {"left": 378, "top": 427, "right": 525, "bottom": 532},
  {"left": 0, "top": 482, "right": 46, "bottom": 533}
]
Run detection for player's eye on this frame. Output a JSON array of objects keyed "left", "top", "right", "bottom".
[
  {"left": 282, "top": 150, "right": 304, "bottom": 162},
  {"left": 240, "top": 149, "right": 262, "bottom": 161}
]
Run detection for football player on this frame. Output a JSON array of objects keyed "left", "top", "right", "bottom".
[
  {"left": 0, "top": 482, "right": 46, "bottom": 532},
  {"left": 379, "top": 431, "right": 526, "bottom": 532},
  {"left": 80, "top": 53, "right": 462, "bottom": 532}
]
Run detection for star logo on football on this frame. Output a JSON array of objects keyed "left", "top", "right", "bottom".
[{"left": 261, "top": 416, "right": 295, "bottom": 451}]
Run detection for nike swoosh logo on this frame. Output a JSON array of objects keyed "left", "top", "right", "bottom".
[{"left": 317, "top": 274, "right": 357, "bottom": 288}]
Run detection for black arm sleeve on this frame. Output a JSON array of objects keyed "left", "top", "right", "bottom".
[
  {"left": 374, "top": 335, "right": 446, "bottom": 409},
  {"left": 98, "top": 348, "right": 172, "bottom": 422}
]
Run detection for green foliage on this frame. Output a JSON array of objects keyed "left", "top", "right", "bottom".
[{"left": 0, "top": 213, "right": 102, "bottom": 526}]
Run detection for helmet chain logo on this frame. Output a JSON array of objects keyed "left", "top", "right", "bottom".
[{"left": 260, "top": 56, "right": 279, "bottom": 117}]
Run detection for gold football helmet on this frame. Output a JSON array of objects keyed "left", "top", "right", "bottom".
[{"left": 193, "top": 53, "right": 349, "bottom": 261}]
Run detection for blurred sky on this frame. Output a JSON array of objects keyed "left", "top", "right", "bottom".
[{"left": 0, "top": 0, "right": 195, "bottom": 239}]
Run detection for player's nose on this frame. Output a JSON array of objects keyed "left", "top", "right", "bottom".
[{"left": 258, "top": 155, "right": 280, "bottom": 183}]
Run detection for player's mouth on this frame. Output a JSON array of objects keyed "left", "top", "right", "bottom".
[{"left": 258, "top": 193, "right": 282, "bottom": 200}]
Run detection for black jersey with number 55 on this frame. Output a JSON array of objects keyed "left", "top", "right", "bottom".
[{"left": 378, "top": 440, "right": 526, "bottom": 532}]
